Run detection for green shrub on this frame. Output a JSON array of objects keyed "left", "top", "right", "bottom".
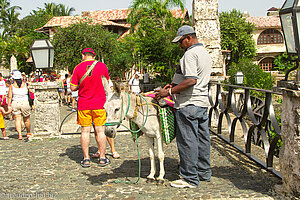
[
  {"left": 273, "top": 52, "right": 297, "bottom": 72},
  {"left": 227, "top": 58, "right": 274, "bottom": 90}
]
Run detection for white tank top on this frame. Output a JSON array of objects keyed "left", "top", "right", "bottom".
[{"left": 12, "top": 84, "right": 28, "bottom": 101}]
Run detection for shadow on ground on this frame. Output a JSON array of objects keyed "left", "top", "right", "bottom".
[{"left": 211, "top": 136, "right": 282, "bottom": 194}]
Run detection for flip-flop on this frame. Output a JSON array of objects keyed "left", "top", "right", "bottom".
[
  {"left": 99, "top": 157, "right": 111, "bottom": 167},
  {"left": 80, "top": 158, "right": 91, "bottom": 168},
  {"left": 112, "top": 152, "right": 120, "bottom": 159},
  {"left": 92, "top": 152, "right": 100, "bottom": 158}
]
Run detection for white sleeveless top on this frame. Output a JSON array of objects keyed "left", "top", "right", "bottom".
[{"left": 12, "top": 84, "right": 28, "bottom": 101}]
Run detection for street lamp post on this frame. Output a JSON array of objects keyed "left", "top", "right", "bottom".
[
  {"left": 30, "top": 39, "right": 54, "bottom": 75},
  {"left": 28, "top": 39, "right": 61, "bottom": 138},
  {"left": 235, "top": 71, "right": 244, "bottom": 85},
  {"left": 279, "top": 0, "right": 300, "bottom": 81}
]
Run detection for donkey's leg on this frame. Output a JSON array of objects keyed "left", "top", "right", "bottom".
[
  {"left": 156, "top": 132, "right": 165, "bottom": 183},
  {"left": 146, "top": 136, "right": 156, "bottom": 182}
]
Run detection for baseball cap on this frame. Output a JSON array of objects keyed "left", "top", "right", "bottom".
[
  {"left": 135, "top": 72, "right": 142, "bottom": 77},
  {"left": 12, "top": 71, "right": 22, "bottom": 79},
  {"left": 82, "top": 48, "right": 95, "bottom": 56},
  {"left": 172, "top": 25, "right": 196, "bottom": 43}
]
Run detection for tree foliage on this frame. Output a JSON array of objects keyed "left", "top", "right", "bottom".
[
  {"left": 0, "top": 0, "right": 21, "bottom": 39},
  {"left": 52, "top": 22, "right": 121, "bottom": 73},
  {"left": 273, "top": 52, "right": 296, "bottom": 72},
  {"left": 31, "top": 2, "right": 75, "bottom": 16},
  {"left": 128, "top": 0, "right": 184, "bottom": 29},
  {"left": 133, "top": 11, "right": 184, "bottom": 83},
  {"left": 127, "top": 0, "right": 186, "bottom": 83},
  {"left": 219, "top": 9, "right": 256, "bottom": 64},
  {"left": 0, "top": 2, "right": 75, "bottom": 71}
]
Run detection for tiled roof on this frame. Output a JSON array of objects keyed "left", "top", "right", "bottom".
[
  {"left": 83, "top": 9, "right": 131, "bottom": 20},
  {"left": 268, "top": 7, "right": 279, "bottom": 11},
  {"left": 36, "top": 8, "right": 188, "bottom": 31},
  {"left": 84, "top": 8, "right": 187, "bottom": 20},
  {"left": 170, "top": 9, "right": 188, "bottom": 19},
  {"left": 36, "top": 16, "right": 130, "bottom": 31},
  {"left": 246, "top": 16, "right": 281, "bottom": 28}
]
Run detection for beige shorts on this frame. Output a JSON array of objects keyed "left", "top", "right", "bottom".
[{"left": 12, "top": 100, "right": 31, "bottom": 117}]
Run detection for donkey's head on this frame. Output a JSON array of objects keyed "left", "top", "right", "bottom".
[{"left": 103, "top": 78, "right": 123, "bottom": 138}]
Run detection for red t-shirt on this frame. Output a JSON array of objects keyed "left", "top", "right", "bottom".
[{"left": 70, "top": 59, "right": 110, "bottom": 110}]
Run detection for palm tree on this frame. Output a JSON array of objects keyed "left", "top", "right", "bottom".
[
  {"left": 38, "top": 3, "right": 75, "bottom": 16},
  {"left": 2, "top": 8, "right": 20, "bottom": 38},
  {"left": 128, "top": 0, "right": 185, "bottom": 29},
  {"left": 0, "top": 0, "right": 21, "bottom": 39},
  {"left": 59, "top": 4, "right": 75, "bottom": 16}
]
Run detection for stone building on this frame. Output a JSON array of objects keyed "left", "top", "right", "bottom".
[{"left": 246, "top": 8, "right": 285, "bottom": 72}]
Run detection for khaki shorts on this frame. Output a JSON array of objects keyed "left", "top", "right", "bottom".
[
  {"left": 77, "top": 109, "right": 106, "bottom": 127},
  {"left": 12, "top": 100, "right": 31, "bottom": 117}
]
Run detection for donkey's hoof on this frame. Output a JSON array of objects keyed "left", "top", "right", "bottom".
[
  {"left": 156, "top": 179, "right": 164, "bottom": 185},
  {"left": 146, "top": 178, "right": 156, "bottom": 183}
]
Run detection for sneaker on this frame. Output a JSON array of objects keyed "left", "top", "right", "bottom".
[
  {"left": 72, "top": 108, "right": 76, "bottom": 112},
  {"left": 170, "top": 179, "right": 197, "bottom": 188}
]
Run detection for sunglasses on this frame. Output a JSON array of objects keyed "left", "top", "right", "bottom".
[{"left": 178, "top": 35, "right": 188, "bottom": 44}]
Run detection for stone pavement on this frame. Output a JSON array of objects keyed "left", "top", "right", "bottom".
[{"left": 0, "top": 106, "right": 283, "bottom": 199}]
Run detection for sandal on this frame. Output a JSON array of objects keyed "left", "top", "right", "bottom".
[
  {"left": 26, "top": 133, "right": 32, "bottom": 138},
  {"left": 80, "top": 158, "right": 91, "bottom": 168},
  {"left": 99, "top": 157, "right": 111, "bottom": 167},
  {"left": 92, "top": 151, "right": 100, "bottom": 158},
  {"left": 112, "top": 152, "right": 120, "bottom": 159}
]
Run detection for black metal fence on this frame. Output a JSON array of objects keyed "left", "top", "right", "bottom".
[{"left": 208, "top": 82, "right": 282, "bottom": 178}]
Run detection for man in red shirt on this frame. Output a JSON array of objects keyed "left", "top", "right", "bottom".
[{"left": 70, "top": 48, "right": 110, "bottom": 168}]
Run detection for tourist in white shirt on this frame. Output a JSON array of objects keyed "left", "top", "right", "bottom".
[{"left": 128, "top": 72, "right": 141, "bottom": 94}]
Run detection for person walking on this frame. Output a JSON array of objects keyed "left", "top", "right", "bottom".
[
  {"left": 63, "top": 74, "right": 71, "bottom": 105},
  {"left": 56, "top": 74, "right": 64, "bottom": 107},
  {"left": 155, "top": 25, "right": 212, "bottom": 188},
  {"left": 70, "top": 48, "right": 111, "bottom": 168},
  {"left": 7, "top": 71, "right": 32, "bottom": 140},
  {"left": 142, "top": 69, "right": 150, "bottom": 92}
]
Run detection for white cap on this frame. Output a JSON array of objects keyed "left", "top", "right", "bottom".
[
  {"left": 12, "top": 71, "right": 22, "bottom": 79},
  {"left": 135, "top": 72, "right": 142, "bottom": 77}
]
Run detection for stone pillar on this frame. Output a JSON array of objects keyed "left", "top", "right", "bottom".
[
  {"left": 193, "top": 0, "right": 223, "bottom": 74},
  {"left": 28, "top": 82, "right": 61, "bottom": 138},
  {"left": 279, "top": 81, "right": 300, "bottom": 196}
]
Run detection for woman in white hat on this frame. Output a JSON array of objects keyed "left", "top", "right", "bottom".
[{"left": 7, "top": 71, "right": 32, "bottom": 140}]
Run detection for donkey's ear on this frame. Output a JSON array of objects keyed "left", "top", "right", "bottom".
[
  {"left": 113, "top": 81, "right": 121, "bottom": 96},
  {"left": 101, "top": 76, "right": 110, "bottom": 97}
]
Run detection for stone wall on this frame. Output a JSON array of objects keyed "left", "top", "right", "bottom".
[
  {"left": 29, "top": 82, "right": 61, "bottom": 137},
  {"left": 193, "top": 0, "right": 223, "bottom": 75},
  {"left": 280, "top": 82, "right": 300, "bottom": 196}
]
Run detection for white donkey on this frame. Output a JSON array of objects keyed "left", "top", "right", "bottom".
[{"left": 102, "top": 78, "right": 165, "bottom": 183}]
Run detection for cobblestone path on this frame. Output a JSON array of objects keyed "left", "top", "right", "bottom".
[{"left": 0, "top": 107, "right": 282, "bottom": 199}]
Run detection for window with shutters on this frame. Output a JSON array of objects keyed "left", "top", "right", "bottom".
[
  {"left": 257, "top": 29, "right": 283, "bottom": 45},
  {"left": 259, "top": 57, "right": 274, "bottom": 71}
]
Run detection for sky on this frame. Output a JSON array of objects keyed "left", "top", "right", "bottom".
[{"left": 10, "top": 0, "right": 285, "bottom": 19}]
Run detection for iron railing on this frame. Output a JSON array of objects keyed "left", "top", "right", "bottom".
[{"left": 208, "top": 82, "right": 282, "bottom": 178}]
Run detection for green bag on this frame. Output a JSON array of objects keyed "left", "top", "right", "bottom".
[{"left": 159, "top": 107, "right": 176, "bottom": 144}]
